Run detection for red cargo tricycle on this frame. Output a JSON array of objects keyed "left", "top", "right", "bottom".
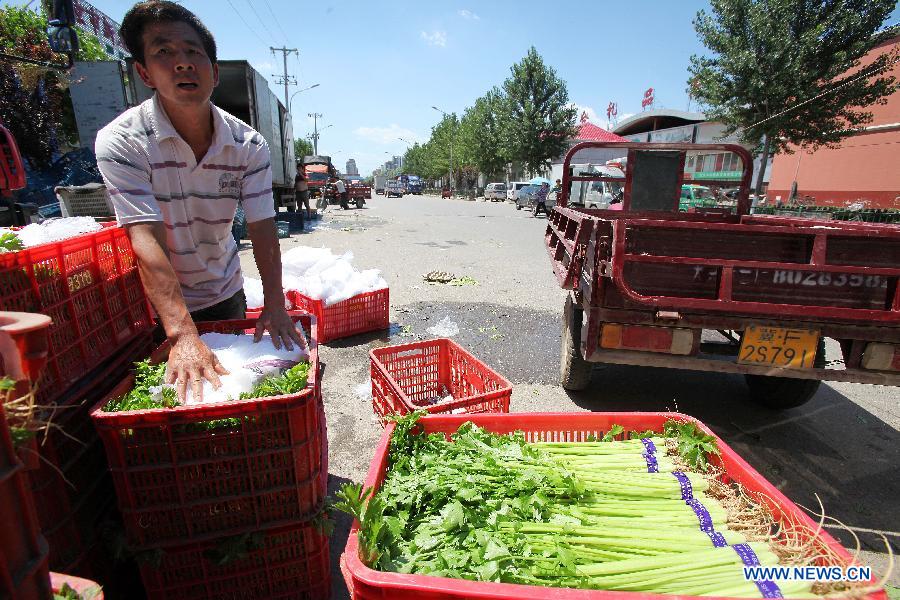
[{"left": 547, "top": 142, "right": 900, "bottom": 409}]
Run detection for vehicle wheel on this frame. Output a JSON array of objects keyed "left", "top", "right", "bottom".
[
  {"left": 743, "top": 339, "right": 826, "bottom": 409},
  {"left": 356, "top": 198, "right": 364, "bottom": 208},
  {"left": 561, "top": 295, "right": 592, "bottom": 391},
  {"left": 516, "top": 205, "right": 521, "bottom": 210}
]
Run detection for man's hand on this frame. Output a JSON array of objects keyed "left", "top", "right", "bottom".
[
  {"left": 166, "top": 334, "right": 229, "bottom": 403},
  {"left": 254, "top": 306, "right": 308, "bottom": 352}
]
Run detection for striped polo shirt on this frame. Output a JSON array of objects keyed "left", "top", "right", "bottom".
[{"left": 95, "top": 94, "right": 276, "bottom": 311}]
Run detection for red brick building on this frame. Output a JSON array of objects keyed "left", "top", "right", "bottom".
[{"left": 767, "top": 32, "right": 900, "bottom": 208}]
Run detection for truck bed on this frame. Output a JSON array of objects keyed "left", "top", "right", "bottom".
[{"left": 546, "top": 207, "right": 900, "bottom": 325}]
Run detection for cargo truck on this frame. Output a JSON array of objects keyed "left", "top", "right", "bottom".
[{"left": 126, "top": 60, "right": 298, "bottom": 211}]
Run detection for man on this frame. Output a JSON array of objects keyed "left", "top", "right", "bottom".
[
  {"left": 333, "top": 176, "right": 349, "bottom": 210},
  {"left": 96, "top": 1, "right": 303, "bottom": 403},
  {"left": 295, "top": 163, "right": 311, "bottom": 221},
  {"left": 533, "top": 181, "right": 550, "bottom": 217}
]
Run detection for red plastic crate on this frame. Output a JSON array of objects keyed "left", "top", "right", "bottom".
[
  {"left": 29, "top": 331, "right": 154, "bottom": 571},
  {"left": 139, "top": 520, "right": 330, "bottom": 600},
  {"left": 90, "top": 316, "right": 327, "bottom": 549},
  {"left": 369, "top": 338, "right": 511, "bottom": 425},
  {"left": 0, "top": 223, "right": 153, "bottom": 404},
  {"left": 288, "top": 287, "right": 389, "bottom": 343},
  {"left": 341, "top": 412, "right": 887, "bottom": 600}
]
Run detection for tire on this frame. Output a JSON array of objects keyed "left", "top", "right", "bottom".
[
  {"left": 516, "top": 204, "right": 522, "bottom": 210},
  {"left": 561, "top": 295, "right": 593, "bottom": 391},
  {"left": 744, "top": 339, "right": 826, "bottom": 409},
  {"left": 356, "top": 198, "right": 364, "bottom": 208}
]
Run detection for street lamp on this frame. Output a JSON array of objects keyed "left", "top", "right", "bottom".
[
  {"left": 432, "top": 105, "right": 453, "bottom": 190},
  {"left": 288, "top": 83, "right": 320, "bottom": 116},
  {"left": 398, "top": 137, "right": 412, "bottom": 147}
]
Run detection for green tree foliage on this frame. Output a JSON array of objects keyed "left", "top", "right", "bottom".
[
  {"left": 0, "top": 6, "right": 111, "bottom": 166},
  {"left": 501, "top": 47, "right": 577, "bottom": 174},
  {"left": 457, "top": 88, "right": 508, "bottom": 181},
  {"left": 403, "top": 48, "right": 576, "bottom": 186},
  {"left": 688, "top": 0, "right": 898, "bottom": 192},
  {"left": 293, "top": 137, "right": 313, "bottom": 159}
]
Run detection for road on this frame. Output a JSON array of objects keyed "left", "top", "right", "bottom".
[{"left": 240, "top": 193, "right": 899, "bottom": 598}]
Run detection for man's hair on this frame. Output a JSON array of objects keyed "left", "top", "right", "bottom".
[{"left": 121, "top": 1, "right": 217, "bottom": 65}]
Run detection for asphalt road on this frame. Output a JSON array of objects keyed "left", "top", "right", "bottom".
[{"left": 240, "top": 193, "right": 899, "bottom": 598}]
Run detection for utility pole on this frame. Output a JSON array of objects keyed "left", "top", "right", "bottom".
[
  {"left": 308, "top": 112, "right": 322, "bottom": 155},
  {"left": 270, "top": 46, "right": 298, "bottom": 108}
]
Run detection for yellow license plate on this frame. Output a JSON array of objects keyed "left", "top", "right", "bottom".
[{"left": 738, "top": 326, "right": 819, "bottom": 369}]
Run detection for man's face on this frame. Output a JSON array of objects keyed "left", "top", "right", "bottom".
[{"left": 135, "top": 21, "right": 218, "bottom": 109}]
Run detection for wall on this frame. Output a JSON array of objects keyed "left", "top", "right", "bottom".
[
  {"left": 68, "top": 61, "right": 127, "bottom": 150},
  {"left": 767, "top": 35, "right": 900, "bottom": 208}
]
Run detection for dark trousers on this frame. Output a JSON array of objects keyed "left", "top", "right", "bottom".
[{"left": 190, "top": 289, "right": 248, "bottom": 322}]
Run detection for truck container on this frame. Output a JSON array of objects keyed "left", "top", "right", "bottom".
[
  {"left": 126, "top": 60, "right": 297, "bottom": 211},
  {"left": 302, "top": 155, "right": 335, "bottom": 199},
  {"left": 373, "top": 175, "right": 387, "bottom": 195}
]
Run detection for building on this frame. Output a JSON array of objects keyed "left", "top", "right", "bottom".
[
  {"left": 548, "top": 119, "right": 628, "bottom": 183},
  {"left": 345, "top": 159, "right": 359, "bottom": 176},
  {"left": 767, "top": 30, "right": 900, "bottom": 208},
  {"left": 612, "top": 109, "right": 771, "bottom": 188}
]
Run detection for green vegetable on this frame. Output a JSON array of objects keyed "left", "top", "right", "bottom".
[
  {"left": 0, "top": 231, "right": 23, "bottom": 252},
  {"left": 333, "top": 415, "right": 800, "bottom": 596},
  {"left": 664, "top": 420, "right": 720, "bottom": 472},
  {"left": 53, "top": 582, "right": 101, "bottom": 600},
  {"left": 104, "top": 358, "right": 310, "bottom": 415}
]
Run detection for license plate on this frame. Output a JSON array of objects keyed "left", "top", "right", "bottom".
[{"left": 738, "top": 326, "right": 819, "bottom": 369}]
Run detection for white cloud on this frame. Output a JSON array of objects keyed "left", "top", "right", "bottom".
[
  {"left": 618, "top": 112, "right": 635, "bottom": 122},
  {"left": 353, "top": 124, "right": 421, "bottom": 145},
  {"left": 251, "top": 61, "right": 273, "bottom": 73},
  {"left": 420, "top": 30, "right": 447, "bottom": 47},
  {"left": 458, "top": 9, "right": 480, "bottom": 20}
]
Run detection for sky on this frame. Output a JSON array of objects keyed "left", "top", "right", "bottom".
[{"left": 5, "top": 0, "right": 899, "bottom": 175}]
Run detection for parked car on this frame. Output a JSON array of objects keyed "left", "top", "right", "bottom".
[
  {"left": 515, "top": 184, "right": 540, "bottom": 209},
  {"left": 679, "top": 184, "right": 717, "bottom": 211},
  {"left": 567, "top": 165, "right": 625, "bottom": 209},
  {"left": 484, "top": 182, "right": 507, "bottom": 201},
  {"left": 386, "top": 180, "right": 404, "bottom": 198},
  {"left": 507, "top": 181, "right": 530, "bottom": 202}
]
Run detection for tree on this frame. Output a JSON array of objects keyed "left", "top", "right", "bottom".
[
  {"left": 458, "top": 88, "right": 509, "bottom": 181},
  {"left": 0, "top": 6, "right": 110, "bottom": 167},
  {"left": 688, "top": 0, "right": 898, "bottom": 194},
  {"left": 501, "top": 47, "right": 577, "bottom": 175},
  {"left": 293, "top": 137, "right": 313, "bottom": 159}
]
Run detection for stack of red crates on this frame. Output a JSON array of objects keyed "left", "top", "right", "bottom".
[
  {"left": 0, "top": 224, "right": 155, "bottom": 581},
  {"left": 289, "top": 288, "right": 389, "bottom": 343},
  {"left": 90, "top": 316, "right": 330, "bottom": 600}
]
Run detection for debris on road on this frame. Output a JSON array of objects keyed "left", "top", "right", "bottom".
[
  {"left": 423, "top": 271, "right": 456, "bottom": 284},
  {"left": 449, "top": 275, "right": 479, "bottom": 286},
  {"left": 426, "top": 316, "right": 459, "bottom": 337}
]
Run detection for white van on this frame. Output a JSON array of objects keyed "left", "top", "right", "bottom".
[
  {"left": 507, "top": 181, "right": 530, "bottom": 202},
  {"left": 568, "top": 165, "right": 625, "bottom": 208},
  {"left": 484, "top": 182, "right": 507, "bottom": 201}
]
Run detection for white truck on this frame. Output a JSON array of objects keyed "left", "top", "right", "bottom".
[{"left": 374, "top": 175, "right": 387, "bottom": 195}]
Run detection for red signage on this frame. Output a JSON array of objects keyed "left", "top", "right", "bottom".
[
  {"left": 606, "top": 102, "right": 617, "bottom": 119},
  {"left": 641, "top": 87, "right": 655, "bottom": 109}
]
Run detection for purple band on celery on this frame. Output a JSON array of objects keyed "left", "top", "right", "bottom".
[
  {"left": 641, "top": 438, "right": 657, "bottom": 455},
  {"left": 686, "top": 498, "right": 714, "bottom": 532},
  {"left": 732, "top": 543, "right": 783, "bottom": 598},
  {"left": 672, "top": 471, "right": 693, "bottom": 500},
  {"left": 706, "top": 531, "right": 728, "bottom": 547},
  {"left": 643, "top": 452, "right": 659, "bottom": 473}
]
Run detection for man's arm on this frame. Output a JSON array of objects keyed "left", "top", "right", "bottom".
[
  {"left": 246, "top": 218, "right": 305, "bottom": 351},
  {"left": 127, "top": 223, "right": 227, "bottom": 402}
]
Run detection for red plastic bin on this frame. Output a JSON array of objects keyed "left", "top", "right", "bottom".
[
  {"left": 288, "top": 287, "right": 389, "bottom": 343},
  {"left": 138, "top": 520, "right": 330, "bottom": 600},
  {"left": 0, "top": 223, "right": 153, "bottom": 404},
  {"left": 369, "top": 338, "right": 512, "bottom": 425},
  {"left": 90, "top": 316, "right": 327, "bottom": 549},
  {"left": 341, "top": 412, "right": 886, "bottom": 600}
]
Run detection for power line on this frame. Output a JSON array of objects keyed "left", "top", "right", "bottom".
[
  {"left": 223, "top": 0, "right": 266, "bottom": 45},
  {"left": 262, "top": 0, "right": 291, "bottom": 45},
  {"left": 243, "top": 0, "right": 278, "bottom": 43},
  {"left": 748, "top": 55, "right": 899, "bottom": 131}
]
